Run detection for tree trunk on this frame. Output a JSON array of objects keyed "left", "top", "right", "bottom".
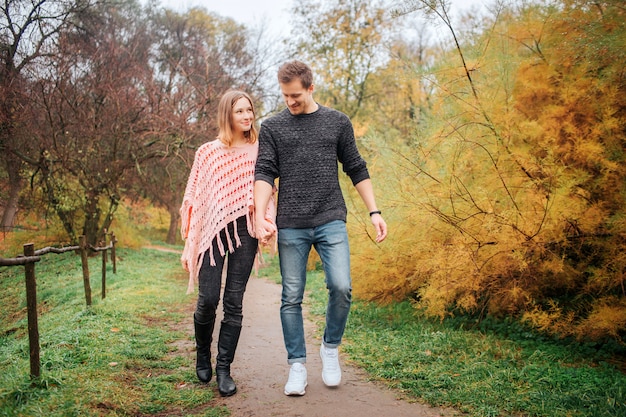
[
  {"left": 1, "top": 155, "right": 23, "bottom": 232},
  {"left": 83, "top": 192, "right": 102, "bottom": 246},
  {"left": 166, "top": 205, "right": 180, "bottom": 245}
]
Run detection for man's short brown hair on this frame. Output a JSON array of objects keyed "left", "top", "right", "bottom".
[{"left": 277, "top": 60, "right": 313, "bottom": 89}]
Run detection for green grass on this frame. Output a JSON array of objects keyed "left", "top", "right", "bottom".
[
  {"left": 0, "top": 248, "right": 228, "bottom": 417},
  {"left": 1, "top": 248, "right": 625, "bottom": 417},
  {"left": 272, "top": 259, "right": 626, "bottom": 417},
  {"left": 341, "top": 301, "right": 626, "bottom": 417}
]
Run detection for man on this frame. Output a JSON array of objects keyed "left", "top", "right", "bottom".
[{"left": 254, "top": 60, "right": 387, "bottom": 396}]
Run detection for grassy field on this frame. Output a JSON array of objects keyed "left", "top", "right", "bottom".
[
  {"left": 1, "top": 246, "right": 625, "bottom": 416},
  {"left": 0, "top": 247, "right": 228, "bottom": 417},
  {"left": 344, "top": 302, "right": 625, "bottom": 417},
  {"left": 275, "top": 262, "right": 626, "bottom": 417}
]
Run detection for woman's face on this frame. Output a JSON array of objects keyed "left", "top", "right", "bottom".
[{"left": 231, "top": 97, "right": 254, "bottom": 133}]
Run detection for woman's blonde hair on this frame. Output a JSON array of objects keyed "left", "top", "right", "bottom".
[{"left": 217, "top": 90, "right": 258, "bottom": 146}]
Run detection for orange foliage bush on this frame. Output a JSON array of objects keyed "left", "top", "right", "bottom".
[{"left": 349, "top": 1, "right": 626, "bottom": 342}]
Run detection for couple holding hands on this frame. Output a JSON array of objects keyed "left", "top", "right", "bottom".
[{"left": 180, "top": 60, "right": 387, "bottom": 398}]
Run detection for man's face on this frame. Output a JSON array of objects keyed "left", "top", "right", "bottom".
[{"left": 280, "top": 79, "right": 316, "bottom": 115}]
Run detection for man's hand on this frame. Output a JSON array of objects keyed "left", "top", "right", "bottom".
[
  {"left": 370, "top": 213, "right": 387, "bottom": 243},
  {"left": 254, "top": 180, "right": 277, "bottom": 246},
  {"left": 256, "top": 217, "right": 277, "bottom": 245}
]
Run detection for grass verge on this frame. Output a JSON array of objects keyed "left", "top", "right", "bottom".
[
  {"left": 294, "top": 261, "right": 625, "bottom": 417},
  {"left": 343, "top": 301, "right": 625, "bottom": 417},
  {"left": 0, "top": 247, "right": 227, "bottom": 417}
]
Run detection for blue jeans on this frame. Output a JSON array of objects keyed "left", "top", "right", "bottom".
[
  {"left": 278, "top": 220, "right": 352, "bottom": 364},
  {"left": 195, "top": 216, "right": 258, "bottom": 327}
]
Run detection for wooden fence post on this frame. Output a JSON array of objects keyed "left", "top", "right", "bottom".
[
  {"left": 79, "top": 235, "right": 92, "bottom": 307},
  {"left": 101, "top": 237, "right": 107, "bottom": 300},
  {"left": 110, "top": 231, "right": 117, "bottom": 274},
  {"left": 23, "top": 243, "right": 41, "bottom": 379}
]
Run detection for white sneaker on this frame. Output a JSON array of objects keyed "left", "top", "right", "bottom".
[
  {"left": 284, "top": 363, "right": 307, "bottom": 396},
  {"left": 320, "top": 344, "right": 341, "bottom": 387}
]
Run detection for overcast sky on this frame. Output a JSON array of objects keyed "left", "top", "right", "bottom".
[
  {"left": 155, "top": 0, "right": 486, "bottom": 38},
  {"left": 158, "top": 0, "right": 293, "bottom": 26}
]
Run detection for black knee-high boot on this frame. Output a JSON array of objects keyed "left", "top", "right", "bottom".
[
  {"left": 215, "top": 323, "right": 242, "bottom": 396},
  {"left": 194, "top": 315, "right": 215, "bottom": 383}
]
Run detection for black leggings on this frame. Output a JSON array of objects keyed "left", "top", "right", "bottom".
[{"left": 195, "top": 216, "right": 258, "bottom": 326}]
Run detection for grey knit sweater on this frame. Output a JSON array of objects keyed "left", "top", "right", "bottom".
[{"left": 255, "top": 105, "right": 370, "bottom": 229}]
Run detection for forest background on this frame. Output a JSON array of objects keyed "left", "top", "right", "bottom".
[{"left": 1, "top": 0, "right": 625, "bottom": 345}]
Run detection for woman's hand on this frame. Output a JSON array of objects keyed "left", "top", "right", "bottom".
[{"left": 256, "top": 217, "right": 277, "bottom": 245}]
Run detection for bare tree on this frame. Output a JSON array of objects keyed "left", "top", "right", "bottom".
[
  {"left": 0, "top": 0, "right": 101, "bottom": 232},
  {"left": 28, "top": 1, "right": 159, "bottom": 245}
]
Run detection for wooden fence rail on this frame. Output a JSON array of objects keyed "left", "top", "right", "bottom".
[
  {"left": 0, "top": 255, "right": 41, "bottom": 266},
  {"left": 0, "top": 231, "right": 117, "bottom": 380}
]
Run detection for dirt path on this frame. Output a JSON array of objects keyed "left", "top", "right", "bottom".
[{"left": 188, "top": 275, "right": 454, "bottom": 417}]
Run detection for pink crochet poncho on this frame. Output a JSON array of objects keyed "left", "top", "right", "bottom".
[{"left": 180, "top": 139, "right": 274, "bottom": 294}]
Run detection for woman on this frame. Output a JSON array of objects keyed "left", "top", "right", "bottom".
[{"left": 180, "top": 90, "right": 275, "bottom": 397}]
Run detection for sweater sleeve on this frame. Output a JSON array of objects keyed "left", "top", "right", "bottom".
[
  {"left": 337, "top": 114, "right": 370, "bottom": 185},
  {"left": 255, "top": 123, "right": 279, "bottom": 186}
]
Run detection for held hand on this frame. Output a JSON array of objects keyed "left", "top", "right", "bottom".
[
  {"left": 371, "top": 213, "right": 387, "bottom": 243},
  {"left": 256, "top": 218, "right": 277, "bottom": 245}
]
